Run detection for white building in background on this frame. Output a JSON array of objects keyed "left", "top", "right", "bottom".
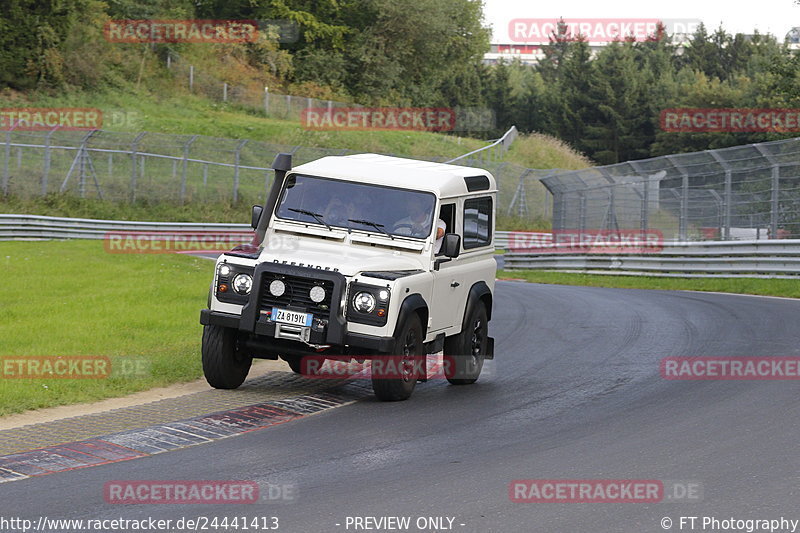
[
  {"left": 484, "top": 19, "right": 800, "bottom": 65},
  {"left": 787, "top": 27, "right": 800, "bottom": 50}
]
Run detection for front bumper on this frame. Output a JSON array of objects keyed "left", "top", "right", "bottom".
[{"left": 200, "top": 309, "right": 394, "bottom": 354}]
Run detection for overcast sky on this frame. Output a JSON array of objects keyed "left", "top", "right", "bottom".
[{"left": 483, "top": 0, "right": 800, "bottom": 42}]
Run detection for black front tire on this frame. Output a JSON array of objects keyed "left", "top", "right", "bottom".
[
  {"left": 444, "top": 303, "right": 488, "bottom": 385},
  {"left": 202, "top": 324, "right": 252, "bottom": 389},
  {"left": 372, "top": 314, "right": 423, "bottom": 401}
]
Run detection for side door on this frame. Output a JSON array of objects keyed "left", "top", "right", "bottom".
[{"left": 428, "top": 201, "right": 468, "bottom": 335}]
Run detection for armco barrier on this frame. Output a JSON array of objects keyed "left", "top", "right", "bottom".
[
  {"left": 504, "top": 239, "right": 800, "bottom": 278},
  {"left": 0, "top": 214, "right": 519, "bottom": 247},
  {"left": 0, "top": 214, "right": 249, "bottom": 240}
]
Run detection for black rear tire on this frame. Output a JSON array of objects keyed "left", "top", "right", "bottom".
[
  {"left": 372, "top": 314, "right": 423, "bottom": 401},
  {"left": 202, "top": 324, "right": 252, "bottom": 389},
  {"left": 443, "top": 303, "right": 488, "bottom": 385}
]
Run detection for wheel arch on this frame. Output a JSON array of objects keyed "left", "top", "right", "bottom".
[
  {"left": 393, "top": 293, "right": 429, "bottom": 339},
  {"left": 465, "top": 281, "right": 493, "bottom": 324}
]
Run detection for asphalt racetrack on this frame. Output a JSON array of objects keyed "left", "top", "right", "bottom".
[{"left": 3, "top": 281, "right": 800, "bottom": 532}]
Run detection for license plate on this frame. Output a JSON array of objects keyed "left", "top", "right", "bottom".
[{"left": 271, "top": 307, "right": 313, "bottom": 327}]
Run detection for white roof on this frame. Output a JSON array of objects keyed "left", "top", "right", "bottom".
[{"left": 290, "top": 153, "right": 497, "bottom": 198}]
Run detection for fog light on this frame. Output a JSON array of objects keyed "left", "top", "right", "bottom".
[
  {"left": 219, "top": 264, "right": 231, "bottom": 277},
  {"left": 309, "top": 285, "right": 326, "bottom": 303},
  {"left": 269, "top": 279, "right": 286, "bottom": 297}
]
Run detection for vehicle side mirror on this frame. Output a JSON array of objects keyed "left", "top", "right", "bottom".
[
  {"left": 251, "top": 205, "right": 263, "bottom": 229},
  {"left": 442, "top": 233, "right": 461, "bottom": 258}
]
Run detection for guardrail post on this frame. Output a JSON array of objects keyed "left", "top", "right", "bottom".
[
  {"left": 2, "top": 122, "right": 16, "bottom": 195},
  {"left": 130, "top": 132, "right": 146, "bottom": 203},
  {"left": 286, "top": 94, "right": 291, "bottom": 118},
  {"left": 579, "top": 192, "right": 586, "bottom": 232},
  {"left": 723, "top": 169, "right": 732, "bottom": 240},
  {"left": 232, "top": 139, "right": 248, "bottom": 203},
  {"left": 42, "top": 125, "right": 59, "bottom": 196},
  {"left": 769, "top": 163, "right": 780, "bottom": 239},
  {"left": 180, "top": 135, "right": 198, "bottom": 203},
  {"left": 264, "top": 87, "right": 269, "bottom": 116},
  {"left": 680, "top": 172, "right": 689, "bottom": 241},
  {"left": 709, "top": 151, "right": 732, "bottom": 240},
  {"left": 223, "top": 82, "right": 228, "bottom": 102},
  {"left": 665, "top": 155, "right": 689, "bottom": 241},
  {"left": 754, "top": 144, "right": 781, "bottom": 239},
  {"left": 189, "top": 65, "right": 194, "bottom": 91}
]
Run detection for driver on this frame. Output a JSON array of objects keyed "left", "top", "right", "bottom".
[
  {"left": 393, "top": 200, "right": 431, "bottom": 237},
  {"left": 394, "top": 200, "right": 446, "bottom": 251}
]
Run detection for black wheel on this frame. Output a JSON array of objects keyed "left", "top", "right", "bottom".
[
  {"left": 202, "top": 324, "right": 252, "bottom": 389},
  {"left": 444, "top": 303, "right": 488, "bottom": 385},
  {"left": 372, "top": 314, "right": 423, "bottom": 401}
]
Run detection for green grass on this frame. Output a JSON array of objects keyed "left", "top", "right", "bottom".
[
  {"left": 0, "top": 240, "right": 211, "bottom": 416},
  {"left": 497, "top": 270, "right": 800, "bottom": 298},
  {"left": 0, "top": 88, "right": 589, "bottom": 228}
]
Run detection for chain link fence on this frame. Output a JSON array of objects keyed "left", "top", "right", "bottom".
[
  {"left": 536, "top": 138, "right": 800, "bottom": 241},
  {"left": 0, "top": 127, "right": 554, "bottom": 222},
  {"left": 165, "top": 50, "right": 496, "bottom": 134}
]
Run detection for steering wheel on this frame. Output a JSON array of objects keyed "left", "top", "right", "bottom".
[{"left": 392, "top": 223, "right": 421, "bottom": 236}]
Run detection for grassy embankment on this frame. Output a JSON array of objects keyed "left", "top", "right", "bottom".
[{"left": 0, "top": 89, "right": 590, "bottom": 230}]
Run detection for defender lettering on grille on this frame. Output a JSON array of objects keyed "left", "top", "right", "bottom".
[{"left": 272, "top": 259, "right": 339, "bottom": 272}]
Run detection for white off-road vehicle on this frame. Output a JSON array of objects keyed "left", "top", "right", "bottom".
[{"left": 200, "top": 153, "right": 496, "bottom": 401}]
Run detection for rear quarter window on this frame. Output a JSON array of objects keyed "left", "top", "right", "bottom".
[{"left": 463, "top": 197, "right": 492, "bottom": 249}]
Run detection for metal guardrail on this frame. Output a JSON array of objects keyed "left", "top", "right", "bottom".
[
  {"left": 445, "top": 126, "right": 518, "bottom": 164},
  {"left": 0, "top": 214, "right": 250, "bottom": 240},
  {"left": 0, "top": 215, "right": 518, "bottom": 247},
  {"left": 505, "top": 240, "right": 800, "bottom": 278}
]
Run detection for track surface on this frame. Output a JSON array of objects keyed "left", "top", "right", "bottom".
[{"left": 3, "top": 281, "right": 800, "bottom": 532}]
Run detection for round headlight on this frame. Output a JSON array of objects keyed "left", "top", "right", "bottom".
[
  {"left": 309, "top": 285, "right": 326, "bottom": 303},
  {"left": 378, "top": 289, "right": 390, "bottom": 301},
  {"left": 218, "top": 264, "right": 231, "bottom": 277},
  {"left": 353, "top": 291, "right": 376, "bottom": 313},
  {"left": 269, "top": 279, "right": 286, "bottom": 297},
  {"left": 232, "top": 273, "right": 253, "bottom": 295}
]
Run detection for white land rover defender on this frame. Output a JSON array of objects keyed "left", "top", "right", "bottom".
[{"left": 200, "top": 153, "right": 496, "bottom": 401}]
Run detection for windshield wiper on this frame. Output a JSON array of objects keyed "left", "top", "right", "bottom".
[
  {"left": 288, "top": 208, "right": 332, "bottom": 231},
  {"left": 348, "top": 219, "right": 394, "bottom": 240}
]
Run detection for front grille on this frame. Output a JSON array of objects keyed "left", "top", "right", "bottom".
[{"left": 260, "top": 275, "right": 335, "bottom": 319}]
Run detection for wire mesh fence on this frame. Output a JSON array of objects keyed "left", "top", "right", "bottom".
[
  {"left": 535, "top": 138, "right": 800, "bottom": 241},
  {"left": 164, "top": 50, "right": 497, "bottom": 134},
  {"left": 0, "top": 127, "right": 554, "bottom": 222}
]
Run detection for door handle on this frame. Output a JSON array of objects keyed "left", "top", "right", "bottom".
[{"left": 450, "top": 281, "right": 460, "bottom": 288}]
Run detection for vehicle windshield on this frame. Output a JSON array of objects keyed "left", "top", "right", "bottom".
[{"left": 275, "top": 174, "right": 437, "bottom": 239}]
